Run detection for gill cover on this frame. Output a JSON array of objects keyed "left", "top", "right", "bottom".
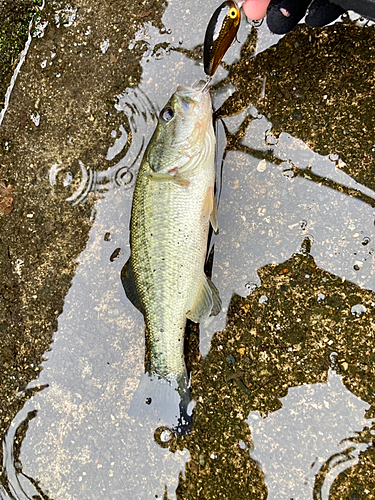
[{"left": 146, "top": 87, "right": 210, "bottom": 176}]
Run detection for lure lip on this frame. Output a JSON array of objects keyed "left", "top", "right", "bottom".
[{"left": 201, "top": 77, "right": 212, "bottom": 94}]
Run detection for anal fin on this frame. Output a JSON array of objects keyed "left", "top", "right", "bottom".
[
  {"left": 207, "top": 277, "right": 222, "bottom": 317},
  {"left": 186, "top": 275, "right": 222, "bottom": 323}
]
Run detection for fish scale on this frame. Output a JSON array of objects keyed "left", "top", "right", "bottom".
[{"left": 131, "top": 145, "right": 214, "bottom": 379}]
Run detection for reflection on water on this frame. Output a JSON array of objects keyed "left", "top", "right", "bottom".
[
  {"left": 200, "top": 117, "right": 375, "bottom": 353},
  {"left": 247, "top": 369, "right": 375, "bottom": 499},
  {"left": 2, "top": 0, "right": 375, "bottom": 498},
  {"left": 1, "top": 172, "right": 191, "bottom": 497}
]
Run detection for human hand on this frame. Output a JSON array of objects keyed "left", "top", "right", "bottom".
[{"left": 243, "top": 0, "right": 375, "bottom": 34}]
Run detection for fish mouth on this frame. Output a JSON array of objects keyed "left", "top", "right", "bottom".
[
  {"left": 175, "top": 85, "right": 202, "bottom": 102},
  {"left": 176, "top": 80, "right": 211, "bottom": 101},
  {"left": 193, "top": 77, "right": 212, "bottom": 94}
]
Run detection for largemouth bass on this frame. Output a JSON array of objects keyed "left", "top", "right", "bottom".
[{"left": 122, "top": 83, "right": 221, "bottom": 432}]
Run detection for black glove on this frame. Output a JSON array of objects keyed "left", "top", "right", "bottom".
[{"left": 266, "top": 0, "right": 375, "bottom": 34}]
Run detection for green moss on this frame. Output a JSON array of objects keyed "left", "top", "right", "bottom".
[{"left": 0, "top": 0, "right": 42, "bottom": 105}]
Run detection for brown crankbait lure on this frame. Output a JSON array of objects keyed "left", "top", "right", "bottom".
[{"left": 203, "top": 0, "right": 241, "bottom": 77}]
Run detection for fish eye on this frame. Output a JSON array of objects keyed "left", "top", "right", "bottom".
[
  {"left": 229, "top": 7, "right": 238, "bottom": 19},
  {"left": 160, "top": 107, "right": 174, "bottom": 122}
]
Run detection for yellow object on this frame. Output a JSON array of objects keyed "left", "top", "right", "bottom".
[{"left": 204, "top": 0, "right": 241, "bottom": 76}]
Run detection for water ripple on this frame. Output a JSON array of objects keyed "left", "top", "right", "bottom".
[{"left": 48, "top": 87, "right": 157, "bottom": 206}]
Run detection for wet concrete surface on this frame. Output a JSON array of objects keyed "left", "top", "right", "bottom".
[{"left": 0, "top": 1, "right": 375, "bottom": 498}]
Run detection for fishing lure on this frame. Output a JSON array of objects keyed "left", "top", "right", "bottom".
[{"left": 203, "top": 0, "right": 242, "bottom": 77}]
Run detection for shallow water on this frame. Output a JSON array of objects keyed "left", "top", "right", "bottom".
[
  {"left": 1, "top": 1, "right": 375, "bottom": 499},
  {"left": 248, "top": 369, "right": 375, "bottom": 499}
]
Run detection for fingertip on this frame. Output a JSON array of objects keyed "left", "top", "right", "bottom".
[
  {"left": 243, "top": 0, "right": 270, "bottom": 21},
  {"left": 266, "top": 0, "right": 311, "bottom": 34}
]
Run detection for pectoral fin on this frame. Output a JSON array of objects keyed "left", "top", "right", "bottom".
[
  {"left": 186, "top": 275, "right": 222, "bottom": 323},
  {"left": 206, "top": 277, "right": 221, "bottom": 316},
  {"left": 202, "top": 187, "right": 219, "bottom": 233},
  {"left": 121, "top": 259, "right": 144, "bottom": 315},
  {"left": 146, "top": 172, "right": 190, "bottom": 188}
]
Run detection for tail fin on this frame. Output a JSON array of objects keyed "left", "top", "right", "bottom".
[
  {"left": 129, "top": 373, "right": 193, "bottom": 434},
  {"left": 177, "top": 387, "right": 193, "bottom": 435}
]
